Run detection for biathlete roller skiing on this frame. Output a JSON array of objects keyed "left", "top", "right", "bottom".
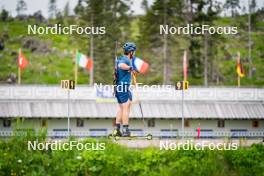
[{"left": 110, "top": 42, "right": 152, "bottom": 140}]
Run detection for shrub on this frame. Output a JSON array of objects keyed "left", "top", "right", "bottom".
[{"left": 0, "top": 132, "right": 263, "bottom": 176}]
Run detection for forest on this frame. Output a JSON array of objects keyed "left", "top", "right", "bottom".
[{"left": 0, "top": 0, "right": 263, "bottom": 86}]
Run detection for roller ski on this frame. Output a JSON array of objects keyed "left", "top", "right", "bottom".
[
  {"left": 114, "top": 133, "right": 153, "bottom": 140},
  {"left": 108, "top": 129, "right": 153, "bottom": 140},
  {"left": 111, "top": 128, "right": 122, "bottom": 137}
]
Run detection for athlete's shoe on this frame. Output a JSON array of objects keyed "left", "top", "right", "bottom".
[
  {"left": 112, "top": 129, "right": 122, "bottom": 137},
  {"left": 122, "top": 129, "right": 131, "bottom": 137}
]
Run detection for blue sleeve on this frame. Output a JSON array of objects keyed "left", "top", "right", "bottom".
[
  {"left": 124, "top": 57, "right": 131, "bottom": 66},
  {"left": 118, "top": 56, "right": 130, "bottom": 66}
]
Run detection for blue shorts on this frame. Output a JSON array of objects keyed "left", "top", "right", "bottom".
[{"left": 115, "top": 89, "right": 132, "bottom": 104}]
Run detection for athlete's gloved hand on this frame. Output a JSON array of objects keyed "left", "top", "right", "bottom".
[{"left": 128, "top": 66, "right": 134, "bottom": 72}]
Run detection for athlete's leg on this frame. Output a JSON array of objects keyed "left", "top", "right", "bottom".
[
  {"left": 123, "top": 90, "right": 132, "bottom": 125},
  {"left": 121, "top": 100, "right": 131, "bottom": 136},
  {"left": 116, "top": 104, "right": 123, "bottom": 124},
  {"left": 121, "top": 100, "right": 130, "bottom": 125},
  {"left": 127, "top": 100, "right": 131, "bottom": 121},
  {"left": 113, "top": 104, "right": 123, "bottom": 136}
]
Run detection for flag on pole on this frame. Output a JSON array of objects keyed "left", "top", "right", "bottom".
[
  {"left": 236, "top": 52, "right": 245, "bottom": 78},
  {"left": 197, "top": 127, "right": 201, "bottom": 139},
  {"left": 183, "top": 50, "right": 188, "bottom": 81},
  {"left": 76, "top": 52, "right": 93, "bottom": 70},
  {"left": 132, "top": 57, "right": 149, "bottom": 74},
  {"left": 18, "top": 49, "right": 28, "bottom": 69}
]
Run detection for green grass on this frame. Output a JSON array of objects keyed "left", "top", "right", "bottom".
[
  {"left": 0, "top": 20, "right": 91, "bottom": 84},
  {"left": 0, "top": 130, "right": 264, "bottom": 176}
]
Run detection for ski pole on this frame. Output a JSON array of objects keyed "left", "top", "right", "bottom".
[{"left": 132, "top": 73, "right": 146, "bottom": 127}]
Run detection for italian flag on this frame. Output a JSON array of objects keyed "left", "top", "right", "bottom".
[{"left": 76, "top": 52, "right": 93, "bottom": 70}]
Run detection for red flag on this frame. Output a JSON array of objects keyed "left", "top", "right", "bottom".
[
  {"left": 197, "top": 127, "right": 201, "bottom": 139},
  {"left": 18, "top": 50, "right": 28, "bottom": 69},
  {"left": 183, "top": 50, "right": 188, "bottom": 81}
]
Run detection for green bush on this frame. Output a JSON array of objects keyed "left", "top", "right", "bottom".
[{"left": 0, "top": 132, "right": 264, "bottom": 176}]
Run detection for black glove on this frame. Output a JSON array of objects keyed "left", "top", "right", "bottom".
[{"left": 128, "top": 66, "right": 133, "bottom": 71}]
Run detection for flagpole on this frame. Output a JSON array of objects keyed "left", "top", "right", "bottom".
[
  {"left": 237, "top": 51, "right": 240, "bottom": 88},
  {"left": 183, "top": 50, "right": 187, "bottom": 82},
  {"left": 182, "top": 50, "right": 187, "bottom": 140},
  {"left": 18, "top": 66, "right": 21, "bottom": 84},
  {"left": 75, "top": 50, "right": 78, "bottom": 85},
  {"left": 181, "top": 86, "right": 184, "bottom": 139},
  {"left": 238, "top": 75, "right": 240, "bottom": 87},
  {"left": 89, "top": 31, "right": 94, "bottom": 86},
  {"left": 132, "top": 73, "right": 146, "bottom": 127},
  {"left": 18, "top": 48, "right": 21, "bottom": 84}
]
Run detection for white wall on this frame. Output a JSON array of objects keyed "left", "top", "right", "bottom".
[{"left": 0, "top": 118, "right": 263, "bottom": 133}]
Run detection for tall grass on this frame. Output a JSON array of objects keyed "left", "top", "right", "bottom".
[{"left": 0, "top": 129, "right": 263, "bottom": 176}]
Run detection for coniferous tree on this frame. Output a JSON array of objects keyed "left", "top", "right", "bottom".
[
  {"left": 138, "top": 0, "right": 184, "bottom": 84},
  {"left": 48, "top": 0, "right": 57, "bottom": 19},
  {"left": 0, "top": 9, "right": 8, "bottom": 21},
  {"left": 64, "top": 2, "right": 70, "bottom": 17},
  {"left": 77, "top": 0, "right": 131, "bottom": 84},
  {"left": 16, "top": 0, "right": 27, "bottom": 16},
  {"left": 188, "top": 0, "right": 222, "bottom": 86},
  {"left": 224, "top": 0, "right": 240, "bottom": 17},
  {"left": 74, "top": 0, "right": 84, "bottom": 16}
]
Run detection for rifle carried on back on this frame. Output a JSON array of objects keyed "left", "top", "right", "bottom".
[{"left": 113, "top": 41, "right": 118, "bottom": 96}]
